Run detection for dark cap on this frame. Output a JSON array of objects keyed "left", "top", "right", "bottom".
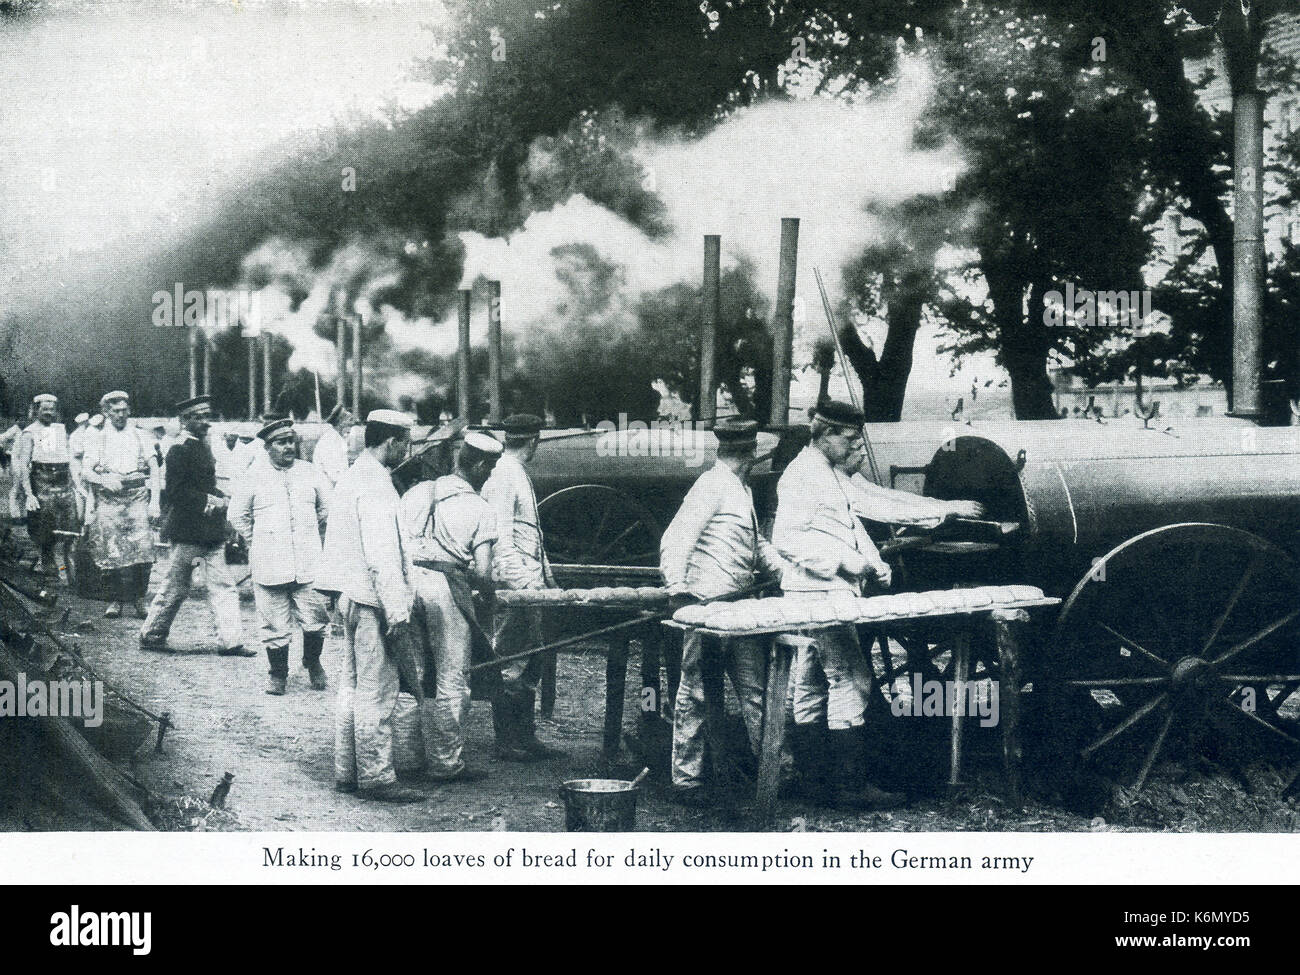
[
  {"left": 258, "top": 418, "right": 294, "bottom": 441},
  {"left": 812, "top": 399, "right": 864, "bottom": 428},
  {"left": 500, "top": 413, "right": 544, "bottom": 437},
  {"left": 175, "top": 395, "right": 212, "bottom": 416},
  {"left": 713, "top": 419, "right": 760, "bottom": 446}
]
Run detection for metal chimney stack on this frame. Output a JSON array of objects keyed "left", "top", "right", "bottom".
[
  {"left": 700, "top": 235, "right": 720, "bottom": 427},
  {"left": 770, "top": 218, "right": 800, "bottom": 427},
  {"left": 487, "top": 281, "right": 503, "bottom": 424}
]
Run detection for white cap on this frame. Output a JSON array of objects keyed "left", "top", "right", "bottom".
[
  {"left": 463, "top": 431, "right": 504, "bottom": 455},
  {"left": 366, "top": 409, "right": 414, "bottom": 428},
  {"left": 74, "top": 413, "right": 90, "bottom": 424}
]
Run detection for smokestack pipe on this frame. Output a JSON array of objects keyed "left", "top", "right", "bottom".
[
  {"left": 188, "top": 326, "right": 198, "bottom": 399},
  {"left": 336, "top": 316, "right": 347, "bottom": 416},
  {"left": 247, "top": 337, "right": 257, "bottom": 421},
  {"left": 1231, "top": 89, "right": 1265, "bottom": 419},
  {"left": 700, "top": 235, "right": 720, "bottom": 427},
  {"left": 201, "top": 330, "right": 211, "bottom": 397},
  {"left": 352, "top": 315, "right": 363, "bottom": 417},
  {"left": 487, "top": 281, "right": 502, "bottom": 424},
  {"left": 457, "top": 289, "right": 472, "bottom": 420},
  {"left": 770, "top": 217, "right": 800, "bottom": 427},
  {"left": 261, "top": 331, "right": 272, "bottom": 416}
]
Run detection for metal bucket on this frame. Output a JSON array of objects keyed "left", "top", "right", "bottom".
[{"left": 560, "top": 778, "right": 640, "bottom": 831}]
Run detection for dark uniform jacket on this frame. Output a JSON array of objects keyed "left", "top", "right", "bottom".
[{"left": 162, "top": 435, "right": 226, "bottom": 546}]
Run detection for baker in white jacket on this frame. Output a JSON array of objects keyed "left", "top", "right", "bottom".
[{"left": 229, "top": 418, "right": 331, "bottom": 696}]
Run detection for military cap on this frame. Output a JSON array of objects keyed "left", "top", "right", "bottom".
[
  {"left": 257, "top": 417, "right": 294, "bottom": 441},
  {"left": 33, "top": 393, "right": 58, "bottom": 405},
  {"left": 366, "top": 409, "right": 414, "bottom": 429},
  {"left": 463, "top": 431, "right": 504, "bottom": 456},
  {"left": 713, "top": 419, "right": 760, "bottom": 445},
  {"left": 74, "top": 413, "right": 90, "bottom": 425},
  {"left": 500, "top": 413, "right": 544, "bottom": 437},
  {"left": 812, "top": 399, "right": 865, "bottom": 428},
  {"left": 89, "top": 414, "right": 105, "bottom": 428},
  {"left": 175, "top": 395, "right": 212, "bottom": 416},
  {"left": 100, "top": 390, "right": 129, "bottom": 407}
]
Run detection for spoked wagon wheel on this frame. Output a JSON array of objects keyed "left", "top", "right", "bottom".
[
  {"left": 1039, "top": 523, "right": 1300, "bottom": 798},
  {"left": 537, "top": 485, "right": 663, "bottom": 566}
]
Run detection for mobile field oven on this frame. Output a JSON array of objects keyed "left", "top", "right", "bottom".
[{"left": 915, "top": 420, "right": 1300, "bottom": 799}]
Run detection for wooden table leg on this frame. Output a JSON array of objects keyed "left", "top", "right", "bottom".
[
  {"left": 949, "top": 629, "right": 971, "bottom": 789},
  {"left": 603, "top": 633, "right": 630, "bottom": 762},
  {"left": 527, "top": 607, "right": 556, "bottom": 718},
  {"left": 756, "top": 635, "right": 797, "bottom": 824},
  {"left": 993, "top": 608, "right": 1029, "bottom": 806}
]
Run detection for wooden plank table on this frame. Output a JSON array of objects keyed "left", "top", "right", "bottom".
[
  {"left": 665, "top": 590, "right": 1059, "bottom": 822},
  {"left": 492, "top": 585, "right": 672, "bottom": 761}
]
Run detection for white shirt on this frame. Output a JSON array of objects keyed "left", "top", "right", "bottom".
[
  {"left": 229, "top": 456, "right": 330, "bottom": 586},
  {"left": 400, "top": 474, "right": 497, "bottom": 570},
  {"left": 318, "top": 451, "right": 413, "bottom": 622},
  {"left": 81, "top": 423, "right": 152, "bottom": 485},
  {"left": 773, "top": 445, "right": 883, "bottom": 593},
  {"left": 481, "top": 452, "right": 547, "bottom": 587},
  {"left": 22, "top": 421, "right": 69, "bottom": 464},
  {"left": 312, "top": 425, "right": 350, "bottom": 487},
  {"left": 660, "top": 463, "right": 785, "bottom": 599}
]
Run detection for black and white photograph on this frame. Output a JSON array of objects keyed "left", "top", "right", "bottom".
[{"left": 0, "top": 0, "right": 1299, "bottom": 891}]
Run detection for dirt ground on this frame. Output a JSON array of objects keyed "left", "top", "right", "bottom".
[{"left": 8, "top": 559, "right": 1292, "bottom": 834}]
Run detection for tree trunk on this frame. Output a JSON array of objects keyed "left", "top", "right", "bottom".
[
  {"left": 985, "top": 262, "right": 1060, "bottom": 419},
  {"left": 866, "top": 288, "right": 925, "bottom": 421}
]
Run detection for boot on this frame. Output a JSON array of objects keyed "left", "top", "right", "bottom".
[
  {"left": 492, "top": 686, "right": 535, "bottom": 762},
  {"left": 515, "top": 687, "right": 564, "bottom": 759},
  {"left": 265, "top": 646, "right": 289, "bottom": 696},
  {"left": 788, "top": 722, "right": 833, "bottom": 804},
  {"left": 302, "top": 630, "right": 328, "bottom": 690},
  {"left": 826, "top": 729, "right": 904, "bottom": 811}
]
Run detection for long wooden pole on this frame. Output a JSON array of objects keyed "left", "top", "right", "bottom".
[
  {"left": 770, "top": 217, "right": 799, "bottom": 427},
  {"left": 457, "top": 289, "right": 472, "bottom": 420},
  {"left": 487, "top": 281, "right": 502, "bottom": 424},
  {"left": 700, "top": 235, "right": 720, "bottom": 426}
]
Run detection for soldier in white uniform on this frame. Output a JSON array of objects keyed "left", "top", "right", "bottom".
[
  {"left": 772, "top": 400, "right": 901, "bottom": 809},
  {"left": 660, "top": 419, "right": 788, "bottom": 805},
  {"left": 400, "top": 432, "right": 501, "bottom": 780},
  {"left": 312, "top": 403, "right": 354, "bottom": 491},
  {"left": 481, "top": 414, "right": 565, "bottom": 761},
  {"left": 318, "top": 409, "right": 423, "bottom": 803},
  {"left": 229, "top": 418, "right": 332, "bottom": 696}
]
